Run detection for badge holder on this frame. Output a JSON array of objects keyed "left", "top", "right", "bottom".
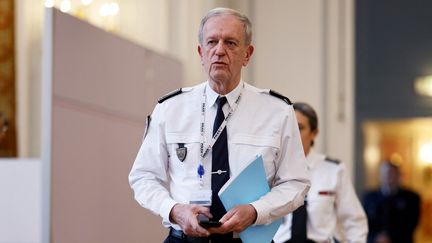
[
  {"left": 189, "top": 163, "right": 221, "bottom": 228},
  {"left": 189, "top": 188, "right": 212, "bottom": 206},
  {"left": 189, "top": 163, "right": 212, "bottom": 206}
]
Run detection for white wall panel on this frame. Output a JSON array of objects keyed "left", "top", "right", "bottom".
[{"left": 0, "top": 159, "right": 42, "bottom": 243}]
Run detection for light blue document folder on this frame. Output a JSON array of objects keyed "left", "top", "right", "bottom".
[{"left": 218, "top": 155, "right": 282, "bottom": 243}]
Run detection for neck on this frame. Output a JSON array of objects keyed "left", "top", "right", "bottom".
[
  {"left": 304, "top": 147, "right": 311, "bottom": 156},
  {"left": 209, "top": 79, "right": 240, "bottom": 95},
  {"left": 381, "top": 185, "right": 398, "bottom": 195}
]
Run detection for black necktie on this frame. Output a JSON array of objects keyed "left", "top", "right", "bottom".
[
  {"left": 291, "top": 200, "right": 307, "bottom": 242},
  {"left": 210, "top": 96, "right": 230, "bottom": 221}
]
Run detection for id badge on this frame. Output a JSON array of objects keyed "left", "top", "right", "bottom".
[{"left": 189, "top": 188, "right": 212, "bottom": 206}]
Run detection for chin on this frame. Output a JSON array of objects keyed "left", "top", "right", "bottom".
[
  {"left": 212, "top": 75, "right": 230, "bottom": 83},
  {"left": 211, "top": 71, "right": 230, "bottom": 81}
]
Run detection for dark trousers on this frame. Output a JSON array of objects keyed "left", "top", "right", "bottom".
[
  {"left": 283, "top": 240, "right": 316, "bottom": 243},
  {"left": 164, "top": 228, "right": 242, "bottom": 243},
  {"left": 163, "top": 234, "right": 208, "bottom": 243}
]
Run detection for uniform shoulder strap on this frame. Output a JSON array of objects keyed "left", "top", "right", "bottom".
[
  {"left": 158, "top": 88, "right": 183, "bottom": 103},
  {"left": 324, "top": 156, "right": 341, "bottom": 165},
  {"left": 268, "top": 90, "right": 293, "bottom": 105}
]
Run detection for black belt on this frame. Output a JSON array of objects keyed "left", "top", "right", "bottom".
[
  {"left": 284, "top": 240, "right": 316, "bottom": 243},
  {"left": 169, "top": 228, "right": 207, "bottom": 243},
  {"left": 169, "top": 228, "right": 242, "bottom": 243},
  {"left": 169, "top": 227, "right": 187, "bottom": 239}
]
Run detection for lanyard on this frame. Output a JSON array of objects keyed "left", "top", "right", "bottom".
[{"left": 197, "top": 84, "right": 243, "bottom": 183}]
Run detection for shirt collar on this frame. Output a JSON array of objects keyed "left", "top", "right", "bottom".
[
  {"left": 305, "top": 150, "right": 325, "bottom": 170},
  {"left": 206, "top": 80, "right": 244, "bottom": 109}
]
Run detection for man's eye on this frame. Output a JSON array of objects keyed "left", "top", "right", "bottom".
[
  {"left": 227, "top": 41, "right": 237, "bottom": 47},
  {"left": 207, "top": 40, "right": 216, "bottom": 45}
]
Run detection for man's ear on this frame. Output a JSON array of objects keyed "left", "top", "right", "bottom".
[
  {"left": 198, "top": 45, "right": 204, "bottom": 65},
  {"left": 242, "top": 45, "right": 254, "bottom": 66}
]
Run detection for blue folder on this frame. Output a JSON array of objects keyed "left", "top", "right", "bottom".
[{"left": 218, "top": 155, "right": 282, "bottom": 243}]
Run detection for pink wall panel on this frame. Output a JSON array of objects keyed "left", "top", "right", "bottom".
[{"left": 50, "top": 8, "right": 182, "bottom": 243}]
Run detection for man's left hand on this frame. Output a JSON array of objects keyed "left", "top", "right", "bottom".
[{"left": 208, "top": 204, "right": 257, "bottom": 234}]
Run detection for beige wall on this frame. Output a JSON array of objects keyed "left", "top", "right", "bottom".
[
  {"left": 253, "top": 0, "right": 355, "bottom": 174},
  {"left": 15, "top": 0, "right": 44, "bottom": 157}
]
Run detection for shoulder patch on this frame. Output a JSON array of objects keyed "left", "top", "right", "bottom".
[
  {"left": 268, "top": 90, "right": 292, "bottom": 105},
  {"left": 324, "top": 156, "right": 341, "bottom": 165},
  {"left": 158, "top": 88, "right": 182, "bottom": 103}
]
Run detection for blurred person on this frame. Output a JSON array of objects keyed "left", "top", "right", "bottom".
[
  {"left": 363, "top": 161, "right": 420, "bottom": 243},
  {"left": 129, "top": 7, "right": 310, "bottom": 243},
  {"left": 273, "top": 102, "right": 368, "bottom": 243}
]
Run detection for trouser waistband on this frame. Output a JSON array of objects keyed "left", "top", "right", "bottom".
[
  {"left": 284, "top": 240, "right": 316, "bottom": 243},
  {"left": 169, "top": 228, "right": 207, "bottom": 243},
  {"left": 169, "top": 227, "right": 242, "bottom": 243}
]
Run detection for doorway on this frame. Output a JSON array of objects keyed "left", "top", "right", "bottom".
[{"left": 362, "top": 118, "right": 432, "bottom": 243}]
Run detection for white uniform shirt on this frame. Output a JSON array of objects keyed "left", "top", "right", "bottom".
[
  {"left": 273, "top": 151, "right": 368, "bottom": 243},
  {"left": 129, "top": 81, "right": 310, "bottom": 229}
]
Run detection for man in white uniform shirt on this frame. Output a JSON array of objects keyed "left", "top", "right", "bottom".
[
  {"left": 129, "top": 7, "right": 310, "bottom": 243},
  {"left": 273, "top": 102, "right": 368, "bottom": 243}
]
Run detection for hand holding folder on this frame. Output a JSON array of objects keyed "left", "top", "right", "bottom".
[{"left": 218, "top": 155, "right": 282, "bottom": 243}]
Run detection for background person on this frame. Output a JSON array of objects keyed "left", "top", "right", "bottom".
[
  {"left": 363, "top": 161, "right": 421, "bottom": 243},
  {"left": 129, "top": 8, "right": 310, "bottom": 243},
  {"left": 273, "top": 102, "right": 368, "bottom": 243}
]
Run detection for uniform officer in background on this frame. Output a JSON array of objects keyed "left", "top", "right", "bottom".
[
  {"left": 363, "top": 161, "right": 420, "bottom": 243},
  {"left": 129, "top": 7, "right": 310, "bottom": 243},
  {"left": 273, "top": 102, "right": 368, "bottom": 243}
]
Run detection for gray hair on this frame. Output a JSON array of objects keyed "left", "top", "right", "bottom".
[{"left": 198, "top": 7, "right": 252, "bottom": 45}]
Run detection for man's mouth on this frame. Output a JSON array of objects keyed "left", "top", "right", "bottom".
[{"left": 212, "top": 61, "right": 227, "bottom": 66}]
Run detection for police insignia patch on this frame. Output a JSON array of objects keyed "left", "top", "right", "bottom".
[{"left": 176, "top": 143, "right": 187, "bottom": 162}]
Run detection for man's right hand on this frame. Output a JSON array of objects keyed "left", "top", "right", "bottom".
[{"left": 169, "top": 203, "right": 213, "bottom": 237}]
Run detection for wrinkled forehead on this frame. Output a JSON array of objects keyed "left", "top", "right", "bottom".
[{"left": 203, "top": 15, "right": 246, "bottom": 39}]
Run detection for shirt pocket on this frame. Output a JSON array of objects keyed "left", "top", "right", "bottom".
[
  {"left": 230, "top": 134, "right": 280, "bottom": 176},
  {"left": 308, "top": 189, "right": 336, "bottom": 220},
  {"left": 166, "top": 132, "right": 201, "bottom": 176}
]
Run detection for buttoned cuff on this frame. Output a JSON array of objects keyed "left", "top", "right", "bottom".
[
  {"left": 249, "top": 201, "right": 271, "bottom": 225},
  {"left": 160, "top": 198, "right": 179, "bottom": 224}
]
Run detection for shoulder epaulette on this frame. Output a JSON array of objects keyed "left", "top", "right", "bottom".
[
  {"left": 324, "top": 156, "right": 341, "bottom": 165},
  {"left": 158, "top": 88, "right": 182, "bottom": 103},
  {"left": 268, "top": 90, "right": 292, "bottom": 105}
]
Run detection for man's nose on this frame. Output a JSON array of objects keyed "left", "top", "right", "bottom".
[{"left": 214, "top": 41, "right": 226, "bottom": 55}]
